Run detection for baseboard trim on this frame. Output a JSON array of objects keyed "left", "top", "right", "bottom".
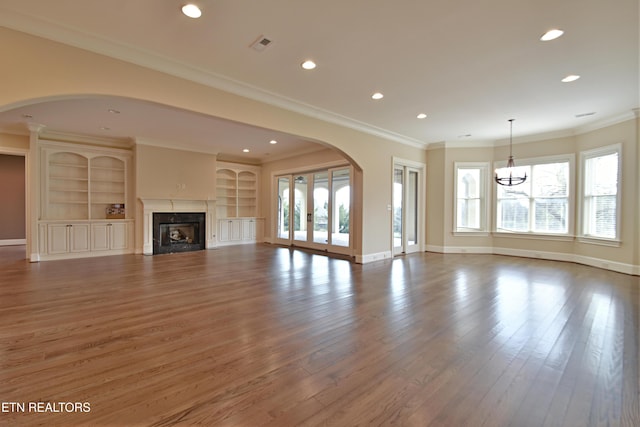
[
  {"left": 356, "top": 251, "right": 393, "bottom": 264},
  {"left": 0, "top": 239, "right": 26, "bottom": 246},
  {"left": 425, "top": 245, "right": 639, "bottom": 276}
]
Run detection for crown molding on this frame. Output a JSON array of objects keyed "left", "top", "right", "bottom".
[
  {"left": 38, "top": 128, "right": 133, "bottom": 149},
  {"left": 574, "top": 111, "right": 637, "bottom": 135},
  {"left": 0, "top": 9, "right": 427, "bottom": 149},
  {"left": 133, "top": 137, "right": 219, "bottom": 155}
]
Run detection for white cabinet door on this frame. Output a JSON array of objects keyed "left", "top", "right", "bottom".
[
  {"left": 242, "top": 219, "right": 256, "bottom": 241},
  {"left": 47, "top": 223, "right": 90, "bottom": 254},
  {"left": 92, "top": 222, "right": 128, "bottom": 251},
  {"left": 69, "top": 224, "right": 90, "bottom": 252},
  {"left": 110, "top": 222, "right": 128, "bottom": 250},
  {"left": 47, "top": 224, "right": 70, "bottom": 254},
  {"left": 219, "top": 219, "right": 242, "bottom": 242},
  {"left": 91, "top": 223, "right": 111, "bottom": 251}
]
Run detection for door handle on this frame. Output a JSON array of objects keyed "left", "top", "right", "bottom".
[{"left": 307, "top": 213, "right": 312, "bottom": 222}]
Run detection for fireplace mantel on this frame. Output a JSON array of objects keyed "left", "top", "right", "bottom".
[{"left": 140, "top": 199, "right": 215, "bottom": 255}]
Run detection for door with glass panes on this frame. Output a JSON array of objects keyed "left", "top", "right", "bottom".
[
  {"left": 393, "top": 164, "right": 422, "bottom": 255},
  {"left": 275, "top": 167, "right": 351, "bottom": 255}
]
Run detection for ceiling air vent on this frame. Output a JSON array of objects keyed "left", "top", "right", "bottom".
[{"left": 250, "top": 35, "right": 272, "bottom": 52}]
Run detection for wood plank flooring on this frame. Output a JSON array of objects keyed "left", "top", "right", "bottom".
[{"left": 0, "top": 244, "right": 638, "bottom": 426}]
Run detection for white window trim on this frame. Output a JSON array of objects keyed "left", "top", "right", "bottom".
[
  {"left": 453, "top": 162, "right": 490, "bottom": 234},
  {"left": 577, "top": 143, "right": 622, "bottom": 245},
  {"left": 493, "top": 153, "right": 575, "bottom": 236}
]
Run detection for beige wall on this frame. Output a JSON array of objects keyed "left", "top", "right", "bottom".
[
  {"left": 0, "top": 133, "right": 29, "bottom": 151},
  {"left": 135, "top": 144, "right": 217, "bottom": 201}
]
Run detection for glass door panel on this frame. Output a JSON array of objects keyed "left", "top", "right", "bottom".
[
  {"left": 293, "top": 175, "right": 308, "bottom": 242},
  {"left": 407, "top": 170, "right": 418, "bottom": 246},
  {"left": 331, "top": 168, "right": 350, "bottom": 247},
  {"left": 313, "top": 172, "right": 329, "bottom": 244},
  {"left": 393, "top": 167, "right": 404, "bottom": 254},
  {"left": 277, "top": 177, "right": 290, "bottom": 240}
]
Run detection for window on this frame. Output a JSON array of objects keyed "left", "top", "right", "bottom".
[
  {"left": 454, "top": 163, "right": 489, "bottom": 232},
  {"left": 495, "top": 158, "right": 571, "bottom": 234},
  {"left": 581, "top": 145, "right": 620, "bottom": 241}
]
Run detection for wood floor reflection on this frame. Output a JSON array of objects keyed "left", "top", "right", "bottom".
[{"left": 0, "top": 244, "right": 638, "bottom": 426}]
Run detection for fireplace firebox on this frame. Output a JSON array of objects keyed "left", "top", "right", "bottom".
[{"left": 153, "top": 212, "right": 206, "bottom": 254}]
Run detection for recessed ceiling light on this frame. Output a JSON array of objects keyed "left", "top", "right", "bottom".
[
  {"left": 371, "top": 92, "right": 384, "bottom": 100},
  {"left": 269, "top": 140, "right": 278, "bottom": 144},
  {"left": 108, "top": 108, "right": 120, "bottom": 114},
  {"left": 22, "top": 114, "right": 33, "bottom": 119},
  {"left": 182, "top": 4, "right": 202, "bottom": 18},
  {"left": 301, "top": 60, "right": 316, "bottom": 70},
  {"left": 417, "top": 113, "right": 427, "bottom": 119},
  {"left": 100, "top": 126, "right": 110, "bottom": 131},
  {"left": 561, "top": 74, "right": 580, "bottom": 83},
  {"left": 576, "top": 112, "right": 596, "bottom": 118},
  {"left": 540, "top": 29, "right": 564, "bottom": 41},
  {"left": 243, "top": 148, "right": 250, "bottom": 153}
]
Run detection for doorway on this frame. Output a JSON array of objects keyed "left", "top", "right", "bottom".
[
  {"left": 275, "top": 166, "right": 352, "bottom": 256},
  {"left": 393, "top": 162, "right": 424, "bottom": 255},
  {"left": 0, "top": 153, "right": 27, "bottom": 257}
]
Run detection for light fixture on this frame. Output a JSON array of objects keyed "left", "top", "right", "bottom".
[
  {"left": 371, "top": 92, "right": 384, "bottom": 100},
  {"left": 301, "top": 60, "right": 316, "bottom": 70},
  {"left": 182, "top": 4, "right": 202, "bottom": 18},
  {"left": 540, "top": 29, "right": 564, "bottom": 41},
  {"left": 416, "top": 113, "right": 427, "bottom": 119},
  {"left": 269, "top": 139, "right": 278, "bottom": 144},
  {"left": 495, "top": 119, "right": 526, "bottom": 186},
  {"left": 561, "top": 74, "right": 580, "bottom": 83},
  {"left": 243, "top": 148, "right": 250, "bottom": 153}
]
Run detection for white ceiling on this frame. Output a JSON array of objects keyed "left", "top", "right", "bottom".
[{"left": 0, "top": 0, "right": 638, "bottom": 162}]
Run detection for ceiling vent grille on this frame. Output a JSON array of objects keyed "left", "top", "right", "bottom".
[{"left": 250, "top": 35, "right": 272, "bottom": 52}]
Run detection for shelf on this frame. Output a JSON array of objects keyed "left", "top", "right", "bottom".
[
  {"left": 91, "top": 179, "right": 125, "bottom": 184},
  {"left": 50, "top": 176, "right": 89, "bottom": 182},
  {"left": 50, "top": 200, "right": 89, "bottom": 205},
  {"left": 50, "top": 188, "right": 89, "bottom": 193},
  {"left": 50, "top": 162, "right": 87, "bottom": 169},
  {"left": 91, "top": 166, "right": 125, "bottom": 171}
]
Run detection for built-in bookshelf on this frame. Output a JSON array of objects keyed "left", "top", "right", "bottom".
[
  {"left": 37, "top": 140, "right": 134, "bottom": 261},
  {"left": 42, "top": 145, "right": 128, "bottom": 220},
  {"left": 215, "top": 165, "right": 258, "bottom": 218},
  {"left": 215, "top": 163, "right": 261, "bottom": 246}
]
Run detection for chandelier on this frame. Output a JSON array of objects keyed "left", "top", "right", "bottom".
[{"left": 495, "top": 119, "right": 527, "bottom": 186}]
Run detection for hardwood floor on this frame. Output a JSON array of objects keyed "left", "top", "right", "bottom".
[{"left": 0, "top": 244, "right": 638, "bottom": 426}]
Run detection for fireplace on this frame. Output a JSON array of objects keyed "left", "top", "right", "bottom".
[{"left": 153, "top": 212, "right": 206, "bottom": 254}]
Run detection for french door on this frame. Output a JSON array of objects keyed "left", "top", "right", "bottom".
[
  {"left": 393, "top": 164, "right": 422, "bottom": 255},
  {"left": 275, "top": 167, "right": 351, "bottom": 255}
]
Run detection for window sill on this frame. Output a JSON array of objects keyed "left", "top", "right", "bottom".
[
  {"left": 577, "top": 236, "right": 621, "bottom": 247},
  {"left": 492, "top": 231, "right": 574, "bottom": 242},
  {"left": 453, "top": 231, "right": 490, "bottom": 237}
]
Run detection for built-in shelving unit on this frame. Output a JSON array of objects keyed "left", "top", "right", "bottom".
[
  {"left": 37, "top": 140, "right": 133, "bottom": 261},
  {"left": 216, "top": 166, "right": 258, "bottom": 219},
  {"left": 47, "top": 152, "right": 89, "bottom": 219},
  {"left": 215, "top": 163, "right": 261, "bottom": 246}
]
